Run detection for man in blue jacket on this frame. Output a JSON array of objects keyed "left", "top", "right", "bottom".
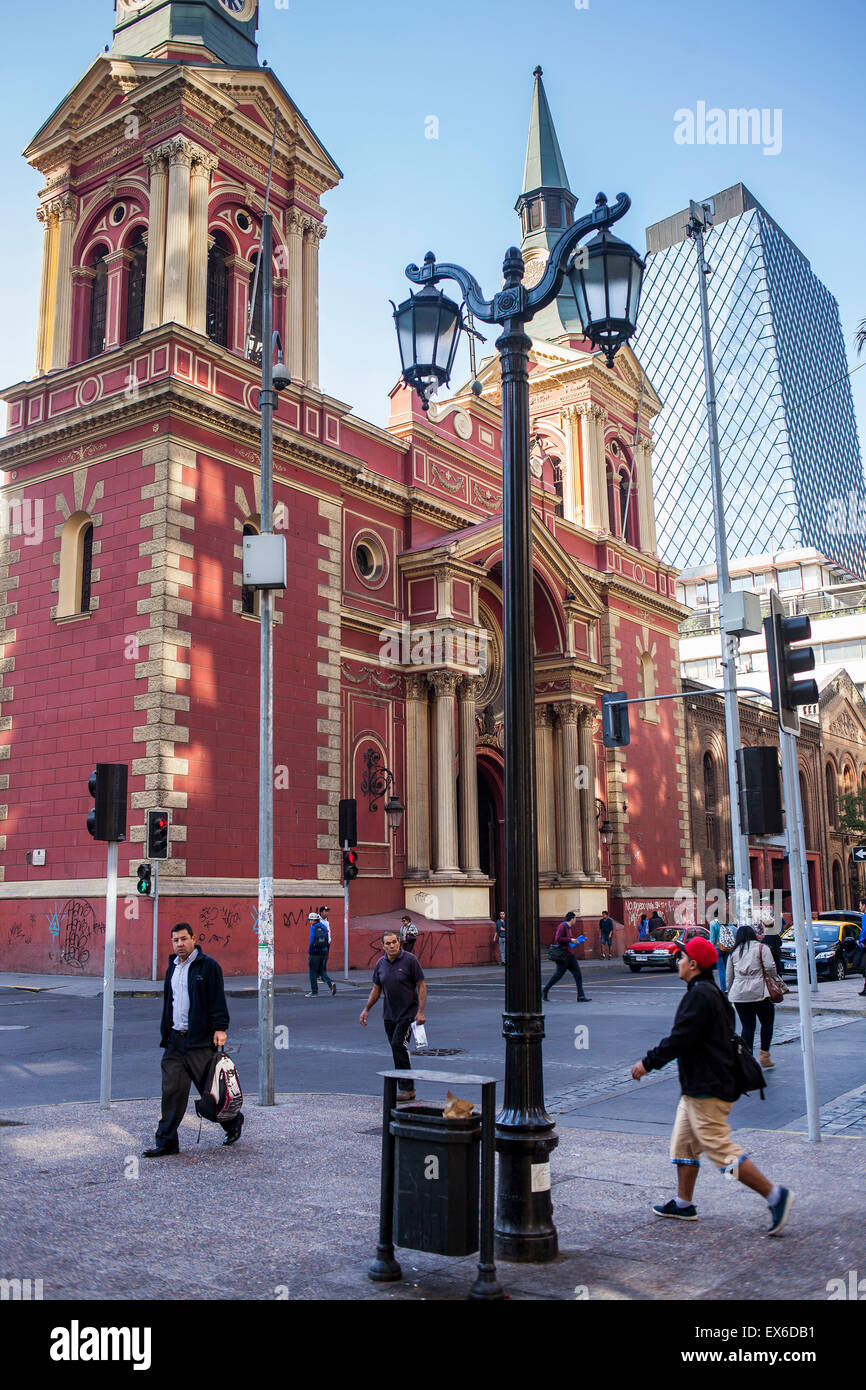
[
  {"left": 144, "top": 922, "right": 242, "bottom": 1156},
  {"left": 631, "top": 936, "right": 793, "bottom": 1235}
]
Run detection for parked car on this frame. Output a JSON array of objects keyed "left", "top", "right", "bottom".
[
  {"left": 623, "top": 925, "right": 710, "bottom": 973},
  {"left": 779, "top": 913, "right": 861, "bottom": 982}
]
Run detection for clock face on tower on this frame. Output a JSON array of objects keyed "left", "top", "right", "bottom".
[{"left": 218, "top": 0, "right": 257, "bottom": 16}]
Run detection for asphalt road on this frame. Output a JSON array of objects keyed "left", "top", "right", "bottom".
[{"left": 2, "top": 968, "right": 864, "bottom": 1139}]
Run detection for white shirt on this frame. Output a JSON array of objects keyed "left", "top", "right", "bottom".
[{"left": 171, "top": 947, "right": 199, "bottom": 1030}]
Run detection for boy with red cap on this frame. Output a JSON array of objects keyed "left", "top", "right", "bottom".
[{"left": 630, "top": 935, "right": 794, "bottom": 1236}]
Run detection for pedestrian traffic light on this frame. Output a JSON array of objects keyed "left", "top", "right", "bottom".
[
  {"left": 601, "top": 692, "right": 630, "bottom": 748},
  {"left": 136, "top": 863, "right": 152, "bottom": 896},
  {"left": 146, "top": 809, "right": 170, "bottom": 859},
  {"left": 764, "top": 591, "right": 818, "bottom": 736},
  {"left": 343, "top": 847, "right": 359, "bottom": 882},
  {"left": 86, "top": 763, "right": 128, "bottom": 841}
]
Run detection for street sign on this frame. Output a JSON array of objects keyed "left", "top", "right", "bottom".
[{"left": 851, "top": 846, "right": 866, "bottom": 862}]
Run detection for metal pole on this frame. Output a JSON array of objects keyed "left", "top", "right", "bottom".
[
  {"left": 100, "top": 840, "right": 118, "bottom": 1110},
  {"left": 494, "top": 247, "right": 558, "bottom": 1263},
  {"left": 151, "top": 859, "right": 159, "bottom": 983},
  {"left": 689, "top": 210, "right": 752, "bottom": 926},
  {"left": 790, "top": 756, "right": 819, "bottom": 993},
  {"left": 258, "top": 212, "right": 275, "bottom": 1106},
  {"left": 343, "top": 839, "right": 350, "bottom": 981},
  {"left": 779, "top": 729, "right": 821, "bottom": 1141}
]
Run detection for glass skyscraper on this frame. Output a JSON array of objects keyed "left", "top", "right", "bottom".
[{"left": 638, "top": 184, "right": 866, "bottom": 579}]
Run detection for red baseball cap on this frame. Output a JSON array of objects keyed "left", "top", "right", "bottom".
[{"left": 680, "top": 936, "right": 718, "bottom": 970}]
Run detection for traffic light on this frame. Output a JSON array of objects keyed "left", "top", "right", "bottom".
[
  {"left": 86, "top": 763, "right": 128, "bottom": 841},
  {"left": 146, "top": 809, "right": 170, "bottom": 859},
  {"left": 601, "top": 692, "right": 630, "bottom": 748},
  {"left": 342, "top": 847, "right": 359, "bottom": 882},
  {"left": 338, "top": 798, "right": 358, "bottom": 847},
  {"left": 764, "top": 591, "right": 818, "bottom": 736},
  {"left": 136, "top": 863, "right": 152, "bottom": 896}
]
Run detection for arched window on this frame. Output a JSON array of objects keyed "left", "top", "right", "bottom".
[
  {"left": 703, "top": 752, "right": 718, "bottom": 855},
  {"left": 550, "top": 455, "right": 564, "bottom": 518},
  {"left": 124, "top": 234, "right": 147, "bottom": 342},
  {"left": 57, "top": 513, "right": 94, "bottom": 617},
  {"left": 241, "top": 521, "right": 259, "bottom": 616},
  {"left": 826, "top": 762, "right": 838, "bottom": 828},
  {"left": 88, "top": 246, "right": 109, "bottom": 358},
  {"left": 799, "top": 772, "right": 811, "bottom": 849},
  {"left": 207, "top": 231, "right": 231, "bottom": 347},
  {"left": 832, "top": 859, "right": 844, "bottom": 908},
  {"left": 639, "top": 651, "right": 658, "bottom": 721},
  {"left": 247, "top": 252, "right": 263, "bottom": 364}
]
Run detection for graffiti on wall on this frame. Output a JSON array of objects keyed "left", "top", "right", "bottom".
[
  {"left": 363, "top": 930, "right": 456, "bottom": 970},
  {"left": 58, "top": 899, "right": 97, "bottom": 971}
]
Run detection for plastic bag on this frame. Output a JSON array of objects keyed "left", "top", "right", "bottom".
[{"left": 411, "top": 1021, "right": 428, "bottom": 1049}]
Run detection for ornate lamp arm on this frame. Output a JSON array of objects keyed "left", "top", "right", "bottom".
[{"left": 403, "top": 191, "right": 631, "bottom": 328}]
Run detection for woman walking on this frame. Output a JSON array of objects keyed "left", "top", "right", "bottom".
[{"left": 726, "top": 924, "right": 783, "bottom": 1069}]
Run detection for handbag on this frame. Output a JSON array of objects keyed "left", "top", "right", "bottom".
[
  {"left": 759, "top": 945, "right": 784, "bottom": 1003},
  {"left": 547, "top": 942, "right": 567, "bottom": 962}
]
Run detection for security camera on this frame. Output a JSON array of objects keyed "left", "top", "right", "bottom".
[{"left": 272, "top": 362, "right": 292, "bottom": 392}]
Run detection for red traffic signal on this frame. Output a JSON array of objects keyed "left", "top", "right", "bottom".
[
  {"left": 342, "top": 848, "right": 359, "bottom": 882},
  {"left": 146, "top": 809, "right": 170, "bottom": 860}
]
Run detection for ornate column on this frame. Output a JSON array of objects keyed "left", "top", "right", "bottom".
[
  {"left": 578, "top": 706, "right": 600, "bottom": 877},
  {"left": 286, "top": 210, "right": 305, "bottom": 380},
  {"left": 636, "top": 438, "right": 657, "bottom": 554},
  {"left": 535, "top": 704, "right": 557, "bottom": 876},
  {"left": 187, "top": 151, "right": 218, "bottom": 335},
  {"left": 35, "top": 205, "right": 56, "bottom": 375},
  {"left": 273, "top": 276, "right": 288, "bottom": 350},
  {"left": 576, "top": 402, "right": 608, "bottom": 531},
  {"left": 49, "top": 194, "right": 78, "bottom": 371},
  {"left": 430, "top": 670, "right": 460, "bottom": 874},
  {"left": 560, "top": 407, "right": 581, "bottom": 525},
  {"left": 103, "top": 249, "right": 135, "bottom": 350},
  {"left": 404, "top": 674, "right": 431, "bottom": 878},
  {"left": 143, "top": 145, "right": 168, "bottom": 331},
  {"left": 554, "top": 702, "right": 583, "bottom": 876},
  {"left": 163, "top": 137, "right": 194, "bottom": 326},
  {"left": 225, "top": 254, "right": 253, "bottom": 354},
  {"left": 458, "top": 676, "right": 483, "bottom": 876},
  {"left": 302, "top": 219, "right": 326, "bottom": 387},
  {"left": 69, "top": 265, "right": 95, "bottom": 364}
]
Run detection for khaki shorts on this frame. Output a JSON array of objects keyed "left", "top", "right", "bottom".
[{"left": 670, "top": 1096, "right": 745, "bottom": 1172}]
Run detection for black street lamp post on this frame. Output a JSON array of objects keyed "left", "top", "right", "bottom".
[{"left": 392, "top": 192, "right": 644, "bottom": 1261}]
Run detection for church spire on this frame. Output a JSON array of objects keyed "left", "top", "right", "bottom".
[{"left": 515, "top": 67, "right": 582, "bottom": 340}]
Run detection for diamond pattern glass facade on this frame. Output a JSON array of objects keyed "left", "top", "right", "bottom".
[{"left": 637, "top": 200, "right": 866, "bottom": 578}]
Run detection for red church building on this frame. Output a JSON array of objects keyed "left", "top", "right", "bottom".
[{"left": 0, "top": 2, "right": 691, "bottom": 976}]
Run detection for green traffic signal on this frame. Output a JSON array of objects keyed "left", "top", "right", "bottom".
[{"left": 136, "top": 863, "right": 152, "bottom": 896}]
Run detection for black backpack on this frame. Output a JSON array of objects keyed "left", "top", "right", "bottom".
[
  {"left": 312, "top": 922, "right": 329, "bottom": 951},
  {"left": 730, "top": 1033, "right": 766, "bottom": 1101},
  {"left": 195, "top": 1048, "right": 243, "bottom": 1129}
]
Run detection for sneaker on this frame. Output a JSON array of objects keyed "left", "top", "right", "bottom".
[
  {"left": 652, "top": 1199, "right": 697, "bottom": 1221},
  {"left": 304, "top": 991, "right": 318, "bottom": 997},
  {"left": 330, "top": 982, "right": 337, "bottom": 996},
  {"left": 767, "top": 1187, "right": 794, "bottom": 1236}
]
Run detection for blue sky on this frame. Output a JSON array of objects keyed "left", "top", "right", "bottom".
[{"left": 1, "top": 0, "right": 864, "bottom": 438}]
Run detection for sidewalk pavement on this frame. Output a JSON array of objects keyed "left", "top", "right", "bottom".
[{"left": 1, "top": 1089, "right": 862, "bottom": 1301}]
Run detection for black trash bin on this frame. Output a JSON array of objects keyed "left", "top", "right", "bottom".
[{"left": 391, "top": 1104, "right": 481, "bottom": 1256}]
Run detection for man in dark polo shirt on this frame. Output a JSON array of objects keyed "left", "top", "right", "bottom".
[{"left": 360, "top": 930, "right": 426, "bottom": 1101}]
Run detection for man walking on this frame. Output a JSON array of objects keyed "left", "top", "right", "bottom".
[
  {"left": 399, "top": 913, "right": 419, "bottom": 955},
  {"left": 543, "top": 912, "right": 591, "bottom": 1002},
  {"left": 630, "top": 936, "right": 793, "bottom": 1235},
  {"left": 599, "top": 910, "right": 615, "bottom": 959},
  {"left": 493, "top": 909, "right": 506, "bottom": 965},
  {"left": 306, "top": 909, "right": 336, "bottom": 997},
  {"left": 858, "top": 897, "right": 866, "bottom": 995},
  {"left": 144, "top": 922, "right": 243, "bottom": 1156},
  {"left": 360, "top": 930, "right": 426, "bottom": 1102}
]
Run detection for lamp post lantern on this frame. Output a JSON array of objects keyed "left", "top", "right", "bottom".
[{"left": 392, "top": 192, "right": 643, "bottom": 1261}]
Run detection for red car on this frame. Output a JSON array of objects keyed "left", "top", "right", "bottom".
[{"left": 622, "top": 926, "right": 710, "bottom": 973}]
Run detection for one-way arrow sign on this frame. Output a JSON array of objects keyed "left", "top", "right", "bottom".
[{"left": 851, "top": 845, "right": 866, "bottom": 862}]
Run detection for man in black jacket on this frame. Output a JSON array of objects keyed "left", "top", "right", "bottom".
[
  {"left": 144, "top": 923, "right": 243, "bottom": 1156},
  {"left": 630, "top": 936, "right": 793, "bottom": 1235}
]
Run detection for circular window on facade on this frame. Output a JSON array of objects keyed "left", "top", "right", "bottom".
[
  {"left": 110, "top": 203, "right": 126, "bottom": 226},
  {"left": 352, "top": 534, "right": 387, "bottom": 587},
  {"left": 611, "top": 440, "right": 620, "bottom": 457},
  {"left": 236, "top": 210, "right": 252, "bottom": 233}
]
